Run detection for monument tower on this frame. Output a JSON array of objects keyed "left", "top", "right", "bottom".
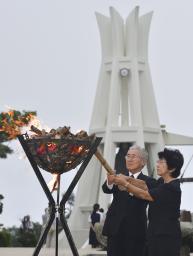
[{"left": 59, "top": 6, "right": 193, "bottom": 248}]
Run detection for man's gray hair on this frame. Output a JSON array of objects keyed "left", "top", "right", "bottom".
[{"left": 129, "top": 145, "right": 148, "bottom": 162}]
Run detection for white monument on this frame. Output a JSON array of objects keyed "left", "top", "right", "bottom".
[{"left": 59, "top": 6, "right": 193, "bottom": 248}]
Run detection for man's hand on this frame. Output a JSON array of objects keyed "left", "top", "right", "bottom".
[
  {"left": 114, "top": 175, "right": 128, "bottom": 187},
  {"left": 119, "top": 173, "right": 130, "bottom": 181},
  {"left": 107, "top": 172, "right": 116, "bottom": 185}
]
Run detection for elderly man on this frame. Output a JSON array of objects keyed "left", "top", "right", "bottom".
[{"left": 102, "top": 145, "right": 155, "bottom": 256}]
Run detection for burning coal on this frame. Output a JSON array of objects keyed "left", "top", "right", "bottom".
[{"left": 25, "top": 125, "right": 96, "bottom": 174}]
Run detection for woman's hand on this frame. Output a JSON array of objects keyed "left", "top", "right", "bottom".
[{"left": 118, "top": 185, "right": 127, "bottom": 191}]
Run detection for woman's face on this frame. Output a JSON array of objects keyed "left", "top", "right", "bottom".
[{"left": 156, "top": 158, "right": 170, "bottom": 177}]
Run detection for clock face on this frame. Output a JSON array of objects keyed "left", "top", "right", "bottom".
[{"left": 120, "top": 68, "right": 129, "bottom": 77}]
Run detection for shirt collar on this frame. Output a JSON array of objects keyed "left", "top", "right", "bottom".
[{"left": 129, "top": 171, "right": 142, "bottom": 179}]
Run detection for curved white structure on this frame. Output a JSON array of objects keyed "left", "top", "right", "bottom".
[{"left": 59, "top": 6, "right": 193, "bottom": 249}]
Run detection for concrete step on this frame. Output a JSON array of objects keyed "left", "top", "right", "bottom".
[
  {"left": 0, "top": 247, "right": 107, "bottom": 256},
  {"left": 1, "top": 247, "right": 193, "bottom": 256}
]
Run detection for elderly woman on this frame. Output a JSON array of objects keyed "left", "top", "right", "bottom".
[{"left": 114, "top": 148, "right": 184, "bottom": 256}]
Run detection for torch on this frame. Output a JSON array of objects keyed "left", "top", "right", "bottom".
[{"left": 94, "top": 150, "right": 114, "bottom": 175}]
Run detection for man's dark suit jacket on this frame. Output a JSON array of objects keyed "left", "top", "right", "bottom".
[{"left": 102, "top": 172, "right": 155, "bottom": 239}]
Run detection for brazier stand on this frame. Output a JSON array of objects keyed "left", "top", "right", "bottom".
[{"left": 18, "top": 134, "right": 102, "bottom": 256}]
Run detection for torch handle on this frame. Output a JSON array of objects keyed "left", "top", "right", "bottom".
[{"left": 94, "top": 150, "right": 114, "bottom": 175}]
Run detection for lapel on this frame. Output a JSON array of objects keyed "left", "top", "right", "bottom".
[{"left": 137, "top": 172, "right": 146, "bottom": 180}]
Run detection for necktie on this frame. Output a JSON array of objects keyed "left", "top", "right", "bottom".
[{"left": 129, "top": 175, "right": 134, "bottom": 196}]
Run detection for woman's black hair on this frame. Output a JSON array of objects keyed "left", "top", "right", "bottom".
[{"left": 158, "top": 148, "right": 184, "bottom": 178}]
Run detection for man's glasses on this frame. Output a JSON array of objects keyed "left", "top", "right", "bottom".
[{"left": 125, "top": 155, "right": 139, "bottom": 160}]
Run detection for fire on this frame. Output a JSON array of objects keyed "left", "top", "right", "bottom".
[
  {"left": 36, "top": 143, "right": 85, "bottom": 156},
  {"left": 28, "top": 116, "right": 50, "bottom": 134},
  {"left": 70, "top": 145, "right": 84, "bottom": 154},
  {"left": 47, "top": 142, "right": 57, "bottom": 152},
  {"left": 27, "top": 125, "right": 95, "bottom": 176},
  {"left": 0, "top": 110, "right": 36, "bottom": 141},
  {"left": 37, "top": 144, "right": 46, "bottom": 155},
  {"left": 36, "top": 143, "right": 57, "bottom": 155},
  {"left": 47, "top": 173, "right": 60, "bottom": 192}
]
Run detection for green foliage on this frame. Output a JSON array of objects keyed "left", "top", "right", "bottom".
[
  {"left": 0, "top": 194, "right": 4, "bottom": 215},
  {"left": 3, "top": 221, "right": 42, "bottom": 247},
  {"left": 32, "top": 222, "right": 42, "bottom": 240},
  {"left": 0, "top": 229, "right": 11, "bottom": 247},
  {"left": 0, "top": 110, "right": 36, "bottom": 142},
  {"left": 0, "top": 203, "right": 3, "bottom": 215},
  {"left": 0, "top": 144, "right": 13, "bottom": 159},
  {"left": 0, "top": 109, "right": 36, "bottom": 158},
  {"left": 15, "top": 229, "right": 37, "bottom": 247}
]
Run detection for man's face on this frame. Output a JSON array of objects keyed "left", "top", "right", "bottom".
[{"left": 125, "top": 149, "right": 145, "bottom": 173}]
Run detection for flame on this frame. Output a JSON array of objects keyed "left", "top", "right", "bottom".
[
  {"left": 71, "top": 145, "right": 84, "bottom": 154},
  {"left": 36, "top": 142, "right": 57, "bottom": 155},
  {"left": 31, "top": 117, "right": 50, "bottom": 133},
  {"left": 0, "top": 109, "right": 36, "bottom": 140},
  {"left": 47, "top": 142, "right": 57, "bottom": 152},
  {"left": 75, "top": 129, "right": 82, "bottom": 134},
  {"left": 47, "top": 174, "right": 59, "bottom": 192},
  {"left": 21, "top": 116, "right": 50, "bottom": 136},
  {"left": 7, "top": 110, "right": 14, "bottom": 118},
  {"left": 37, "top": 144, "right": 46, "bottom": 155}
]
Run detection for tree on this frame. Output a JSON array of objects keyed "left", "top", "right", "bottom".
[
  {"left": 8, "top": 217, "right": 42, "bottom": 247},
  {"left": 0, "top": 228, "right": 11, "bottom": 247},
  {"left": 0, "top": 194, "right": 4, "bottom": 215},
  {"left": 0, "top": 144, "right": 13, "bottom": 159},
  {"left": 0, "top": 109, "right": 36, "bottom": 158}
]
